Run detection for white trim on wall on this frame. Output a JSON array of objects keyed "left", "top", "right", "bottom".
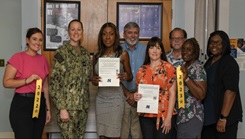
[
  {"left": 21, "top": 0, "right": 40, "bottom": 51},
  {"left": 172, "top": 0, "right": 195, "bottom": 38},
  {"left": 217, "top": 0, "right": 230, "bottom": 33},
  {"left": 184, "top": 0, "right": 195, "bottom": 38}
]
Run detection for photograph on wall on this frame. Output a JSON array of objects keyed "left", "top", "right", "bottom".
[
  {"left": 117, "top": 2, "right": 162, "bottom": 40},
  {"left": 44, "top": 1, "right": 80, "bottom": 50},
  {"left": 238, "top": 38, "right": 245, "bottom": 52}
]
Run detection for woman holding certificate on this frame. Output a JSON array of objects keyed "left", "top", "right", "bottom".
[
  {"left": 91, "top": 22, "right": 132, "bottom": 139},
  {"left": 134, "top": 37, "right": 177, "bottom": 139}
]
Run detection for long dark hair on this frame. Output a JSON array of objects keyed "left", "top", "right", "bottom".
[
  {"left": 206, "top": 30, "right": 231, "bottom": 57},
  {"left": 94, "top": 22, "right": 122, "bottom": 63},
  {"left": 143, "top": 37, "right": 167, "bottom": 65}
]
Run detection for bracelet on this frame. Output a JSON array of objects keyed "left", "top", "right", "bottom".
[{"left": 185, "top": 76, "right": 190, "bottom": 82}]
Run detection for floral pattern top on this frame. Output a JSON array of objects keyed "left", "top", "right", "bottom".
[
  {"left": 136, "top": 60, "right": 177, "bottom": 130},
  {"left": 177, "top": 60, "right": 207, "bottom": 124},
  {"left": 166, "top": 49, "right": 184, "bottom": 68}
]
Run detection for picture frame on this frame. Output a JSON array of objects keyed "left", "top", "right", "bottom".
[
  {"left": 117, "top": 2, "right": 163, "bottom": 40},
  {"left": 44, "top": 0, "right": 80, "bottom": 51}
]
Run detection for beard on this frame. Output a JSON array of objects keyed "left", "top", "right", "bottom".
[{"left": 125, "top": 38, "right": 138, "bottom": 46}]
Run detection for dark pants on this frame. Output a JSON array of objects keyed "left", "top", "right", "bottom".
[
  {"left": 201, "top": 121, "right": 238, "bottom": 139},
  {"left": 9, "top": 93, "right": 46, "bottom": 139},
  {"left": 139, "top": 115, "right": 176, "bottom": 139}
]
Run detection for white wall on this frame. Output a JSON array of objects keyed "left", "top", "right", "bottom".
[
  {"left": 172, "top": 0, "right": 195, "bottom": 38},
  {"left": 0, "top": 0, "right": 21, "bottom": 133},
  {"left": 21, "top": 0, "right": 41, "bottom": 51}
]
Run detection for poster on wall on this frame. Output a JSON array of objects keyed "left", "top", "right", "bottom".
[
  {"left": 117, "top": 2, "right": 163, "bottom": 40},
  {"left": 44, "top": 1, "right": 80, "bottom": 51}
]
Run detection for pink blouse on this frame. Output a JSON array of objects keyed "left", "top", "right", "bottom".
[{"left": 7, "top": 52, "right": 49, "bottom": 93}]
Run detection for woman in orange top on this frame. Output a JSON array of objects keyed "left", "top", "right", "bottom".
[{"left": 134, "top": 37, "right": 177, "bottom": 139}]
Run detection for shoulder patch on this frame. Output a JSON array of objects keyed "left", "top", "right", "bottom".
[{"left": 54, "top": 53, "right": 64, "bottom": 63}]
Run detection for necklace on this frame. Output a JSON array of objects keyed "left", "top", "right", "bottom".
[
  {"left": 103, "top": 53, "right": 114, "bottom": 57},
  {"left": 104, "top": 50, "right": 114, "bottom": 57}
]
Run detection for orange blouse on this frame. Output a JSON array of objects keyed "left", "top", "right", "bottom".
[{"left": 136, "top": 60, "right": 177, "bottom": 129}]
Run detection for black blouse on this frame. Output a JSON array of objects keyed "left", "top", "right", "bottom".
[{"left": 204, "top": 55, "right": 243, "bottom": 126}]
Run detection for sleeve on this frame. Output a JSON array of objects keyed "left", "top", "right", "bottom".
[
  {"left": 135, "top": 67, "right": 143, "bottom": 86},
  {"left": 7, "top": 53, "right": 23, "bottom": 76},
  {"left": 222, "top": 56, "right": 240, "bottom": 93},
  {"left": 195, "top": 64, "right": 207, "bottom": 82},
  {"left": 49, "top": 49, "right": 67, "bottom": 110}
]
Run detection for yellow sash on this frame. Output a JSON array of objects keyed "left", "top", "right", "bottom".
[
  {"left": 176, "top": 66, "right": 185, "bottom": 109},
  {"left": 32, "top": 79, "right": 42, "bottom": 118}
]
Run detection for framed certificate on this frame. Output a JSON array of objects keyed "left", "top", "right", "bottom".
[
  {"left": 117, "top": 2, "right": 163, "bottom": 40},
  {"left": 44, "top": 0, "right": 80, "bottom": 50}
]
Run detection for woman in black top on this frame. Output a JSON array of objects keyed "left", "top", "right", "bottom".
[{"left": 201, "top": 30, "right": 243, "bottom": 139}]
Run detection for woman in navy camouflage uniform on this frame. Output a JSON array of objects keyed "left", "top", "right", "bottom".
[{"left": 49, "top": 19, "right": 91, "bottom": 139}]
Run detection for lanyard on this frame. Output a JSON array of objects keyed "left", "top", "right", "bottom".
[
  {"left": 176, "top": 66, "right": 185, "bottom": 109},
  {"left": 32, "top": 79, "right": 42, "bottom": 118}
]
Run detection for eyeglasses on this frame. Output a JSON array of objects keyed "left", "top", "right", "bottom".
[
  {"left": 209, "top": 40, "right": 222, "bottom": 45},
  {"left": 171, "top": 37, "right": 184, "bottom": 41}
]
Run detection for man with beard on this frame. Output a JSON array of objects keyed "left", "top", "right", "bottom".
[{"left": 121, "top": 22, "right": 146, "bottom": 139}]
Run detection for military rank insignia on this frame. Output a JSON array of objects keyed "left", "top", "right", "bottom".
[{"left": 54, "top": 53, "right": 64, "bottom": 63}]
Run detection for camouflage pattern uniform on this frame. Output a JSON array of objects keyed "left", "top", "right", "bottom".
[{"left": 49, "top": 43, "right": 91, "bottom": 139}]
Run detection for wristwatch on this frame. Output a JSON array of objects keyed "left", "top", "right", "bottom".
[{"left": 219, "top": 114, "right": 228, "bottom": 121}]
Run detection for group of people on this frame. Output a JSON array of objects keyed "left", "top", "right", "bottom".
[{"left": 2, "top": 19, "right": 242, "bottom": 139}]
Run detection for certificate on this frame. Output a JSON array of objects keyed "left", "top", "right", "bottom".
[
  {"left": 99, "top": 58, "right": 120, "bottom": 87},
  {"left": 137, "top": 84, "right": 159, "bottom": 114}
]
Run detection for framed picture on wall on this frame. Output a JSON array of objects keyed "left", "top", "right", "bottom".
[
  {"left": 44, "top": 1, "right": 80, "bottom": 51},
  {"left": 117, "top": 2, "right": 163, "bottom": 40}
]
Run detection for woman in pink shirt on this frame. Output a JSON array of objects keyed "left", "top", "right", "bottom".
[{"left": 3, "top": 28, "right": 51, "bottom": 139}]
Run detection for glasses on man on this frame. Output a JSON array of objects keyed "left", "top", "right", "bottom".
[{"left": 171, "top": 37, "right": 184, "bottom": 41}]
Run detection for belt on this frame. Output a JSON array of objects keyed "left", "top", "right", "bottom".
[{"left": 15, "top": 93, "right": 36, "bottom": 97}]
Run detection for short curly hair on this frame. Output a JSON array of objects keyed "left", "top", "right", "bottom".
[{"left": 182, "top": 38, "right": 200, "bottom": 60}]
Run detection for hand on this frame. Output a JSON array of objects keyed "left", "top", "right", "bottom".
[
  {"left": 91, "top": 75, "right": 101, "bottom": 85},
  {"left": 217, "top": 119, "right": 227, "bottom": 132},
  {"left": 118, "top": 72, "right": 128, "bottom": 81},
  {"left": 161, "top": 117, "right": 172, "bottom": 134},
  {"left": 45, "top": 111, "right": 51, "bottom": 125},
  {"left": 180, "top": 66, "right": 188, "bottom": 81},
  {"left": 134, "top": 92, "right": 142, "bottom": 101},
  {"left": 126, "top": 93, "right": 136, "bottom": 107},
  {"left": 60, "top": 109, "right": 70, "bottom": 122},
  {"left": 26, "top": 74, "right": 40, "bottom": 84}
]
